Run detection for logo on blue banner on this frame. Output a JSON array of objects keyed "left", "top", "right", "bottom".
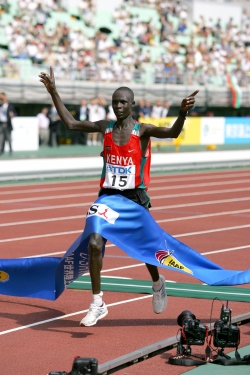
[
  {"left": 155, "top": 250, "right": 193, "bottom": 275},
  {"left": 0, "top": 270, "right": 10, "bottom": 282},
  {"left": 86, "top": 203, "right": 119, "bottom": 224},
  {"left": 2, "top": 194, "right": 250, "bottom": 301}
]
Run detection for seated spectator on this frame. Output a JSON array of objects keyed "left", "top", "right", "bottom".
[
  {"left": 139, "top": 100, "right": 152, "bottom": 118},
  {"left": 151, "top": 100, "right": 163, "bottom": 118},
  {"left": 177, "top": 19, "right": 187, "bottom": 33},
  {"left": 161, "top": 101, "right": 171, "bottom": 117}
]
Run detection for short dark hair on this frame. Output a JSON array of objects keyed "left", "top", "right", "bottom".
[{"left": 112, "top": 87, "right": 134, "bottom": 102}]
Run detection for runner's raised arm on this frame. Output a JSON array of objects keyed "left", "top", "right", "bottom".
[
  {"left": 141, "top": 90, "right": 199, "bottom": 139},
  {"left": 39, "top": 66, "right": 108, "bottom": 133}
]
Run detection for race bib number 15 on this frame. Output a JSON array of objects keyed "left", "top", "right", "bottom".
[{"left": 103, "top": 163, "right": 136, "bottom": 190}]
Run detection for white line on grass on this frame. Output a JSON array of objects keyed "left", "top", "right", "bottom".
[{"left": 73, "top": 281, "right": 250, "bottom": 297}]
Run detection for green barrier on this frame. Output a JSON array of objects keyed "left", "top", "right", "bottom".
[{"left": 68, "top": 276, "right": 250, "bottom": 302}]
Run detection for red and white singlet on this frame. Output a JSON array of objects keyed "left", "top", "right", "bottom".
[{"left": 100, "top": 120, "right": 151, "bottom": 191}]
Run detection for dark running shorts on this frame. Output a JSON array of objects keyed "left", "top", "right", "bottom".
[{"left": 98, "top": 188, "right": 151, "bottom": 209}]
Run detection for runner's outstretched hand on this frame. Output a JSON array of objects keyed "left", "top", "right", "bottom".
[
  {"left": 180, "top": 90, "right": 199, "bottom": 114},
  {"left": 39, "top": 66, "right": 56, "bottom": 94}
]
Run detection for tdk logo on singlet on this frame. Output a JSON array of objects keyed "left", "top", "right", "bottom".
[
  {"left": 86, "top": 203, "right": 119, "bottom": 224},
  {"left": 107, "top": 154, "right": 133, "bottom": 165},
  {"left": 107, "top": 165, "right": 132, "bottom": 174}
]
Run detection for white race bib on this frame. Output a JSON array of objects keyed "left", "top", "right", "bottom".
[{"left": 103, "top": 163, "right": 136, "bottom": 190}]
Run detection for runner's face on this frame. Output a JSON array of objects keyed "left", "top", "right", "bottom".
[{"left": 112, "top": 91, "right": 134, "bottom": 119}]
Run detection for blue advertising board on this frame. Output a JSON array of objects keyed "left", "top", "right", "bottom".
[{"left": 225, "top": 118, "right": 250, "bottom": 144}]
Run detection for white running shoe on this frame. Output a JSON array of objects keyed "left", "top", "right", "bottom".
[
  {"left": 152, "top": 275, "right": 168, "bottom": 314},
  {"left": 80, "top": 302, "right": 108, "bottom": 327}
]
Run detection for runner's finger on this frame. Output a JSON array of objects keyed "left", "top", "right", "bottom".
[
  {"left": 50, "top": 66, "right": 54, "bottom": 79},
  {"left": 188, "top": 90, "right": 199, "bottom": 97}
]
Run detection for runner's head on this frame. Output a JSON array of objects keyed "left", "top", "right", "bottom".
[{"left": 112, "top": 87, "right": 135, "bottom": 120}]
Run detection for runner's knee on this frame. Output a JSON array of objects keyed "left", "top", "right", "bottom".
[{"left": 88, "top": 235, "right": 103, "bottom": 258}]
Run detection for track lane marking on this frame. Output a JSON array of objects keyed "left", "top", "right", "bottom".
[
  {"left": 0, "top": 295, "right": 153, "bottom": 336},
  {"left": 0, "top": 187, "right": 250, "bottom": 214},
  {"left": 1, "top": 192, "right": 250, "bottom": 215},
  {"left": 175, "top": 223, "right": 250, "bottom": 237},
  {"left": 2, "top": 207, "right": 250, "bottom": 227},
  {"left": 73, "top": 280, "right": 250, "bottom": 297},
  {"left": 0, "top": 202, "right": 90, "bottom": 214},
  {"left": 0, "top": 231, "right": 82, "bottom": 243},
  {"left": 0, "top": 215, "right": 86, "bottom": 227},
  {"left": 156, "top": 208, "right": 250, "bottom": 223},
  {"left": 1, "top": 170, "right": 250, "bottom": 193},
  {"left": 2, "top": 276, "right": 250, "bottom": 336},
  {"left": 0, "top": 184, "right": 98, "bottom": 196},
  {"left": 1, "top": 224, "right": 250, "bottom": 243},
  {"left": 19, "top": 242, "right": 250, "bottom": 262},
  {"left": 2, "top": 178, "right": 250, "bottom": 204}
]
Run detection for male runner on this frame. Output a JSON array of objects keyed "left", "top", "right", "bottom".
[{"left": 39, "top": 67, "right": 198, "bottom": 326}]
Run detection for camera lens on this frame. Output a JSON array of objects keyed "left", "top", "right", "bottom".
[{"left": 177, "top": 310, "right": 196, "bottom": 327}]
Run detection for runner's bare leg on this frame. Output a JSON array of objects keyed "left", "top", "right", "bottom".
[
  {"left": 145, "top": 263, "right": 160, "bottom": 282},
  {"left": 88, "top": 233, "right": 104, "bottom": 294}
]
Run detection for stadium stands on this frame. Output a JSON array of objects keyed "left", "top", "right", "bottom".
[{"left": 0, "top": 0, "right": 250, "bottom": 87}]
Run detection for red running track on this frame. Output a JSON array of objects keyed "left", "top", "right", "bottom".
[{"left": 1, "top": 169, "right": 250, "bottom": 375}]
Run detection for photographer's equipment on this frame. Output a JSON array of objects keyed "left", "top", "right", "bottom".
[
  {"left": 212, "top": 303, "right": 241, "bottom": 363},
  {"left": 213, "top": 304, "right": 240, "bottom": 349},
  {"left": 169, "top": 300, "right": 250, "bottom": 367},
  {"left": 48, "top": 357, "right": 98, "bottom": 375},
  {"left": 169, "top": 310, "right": 209, "bottom": 366}
]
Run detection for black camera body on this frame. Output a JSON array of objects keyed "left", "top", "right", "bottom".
[
  {"left": 177, "top": 310, "right": 207, "bottom": 346},
  {"left": 213, "top": 306, "right": 240, "bottom": 348},
  {"left": 213, "top": 320, "right": 240, "bottom": 348},
  {"left": 49, "top": 357, "right": 98, "bottom": 375}
]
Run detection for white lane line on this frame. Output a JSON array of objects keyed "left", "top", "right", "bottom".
[
  {"left": 151, "top": 171, "right": 250, "bottom": 183},
  {"left": 0, "top": 295, "right": 152, "bottom": 336},
  {"left": 2, "top": 207, "right": 250, "bottom": 227},
  {"left": 73, "top": 281, "right": 250, "bottom": 297},
  {"left": 202, "top": 244, "right": 250, "bottom": 255},
  {"left": 1, "top": 243, "right": 250, "bottom": 336},
  {"left": 0, "top": 231, "right": 82, "bottom": 243},
  {"left": 26, "top": 244, "right": 249, "bottom": 271},
  {"left": 2, "top": 277, "right": 250, "bottom": 336},
  {"left": 2, "top": 178, "right": 250, "bottom": 204},
  {"left": 21, "top": 243, "right": 116, "bottom": 258},
  {"left": 0, "top": 203, "right": 89, "bottom": 215},
  {"left": 0, "top": 192, "right": 94, "bottom": 204},
  {"left": 149, "top": 178, "right": 250, "bottom": 192},
  {"left": 0, "top": 177, "right": 250, "bottom": 197},
  {"left": 151, "top": 196, "right": 250, "bottom": 211},
  {"left": 153, "top": 187, "right": 250, "bottom": 200},
  {"left": 175, "top": 223, "right": 250, "bottom": 237},
  {"left": 1, "top": 171, "right": 250, "bottom": 195},
  {"left": 157, "top": 208, "right": 250, "bottom": 223},
  {"left": 0, "top": 178, "right": 99, "bottom": 189},
  {"left": 1, "top": 190, "right": 250, "bottom": 215},
  {"left": 0, "top": 184, "right": 98, "bottom": 196},
  {"left": 0, "top": 215, "right": 86, "bottom": 227},
  {"left": 1, "top": 223, "right": 250, "bottom": 243}
]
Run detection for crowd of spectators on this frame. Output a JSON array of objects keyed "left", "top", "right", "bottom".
[
  {"left": 36, "top": 95, "right": 173, "bottom": 147},
  {"left": 1, "top": 0, "right": 250, "bottom": 86}
]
